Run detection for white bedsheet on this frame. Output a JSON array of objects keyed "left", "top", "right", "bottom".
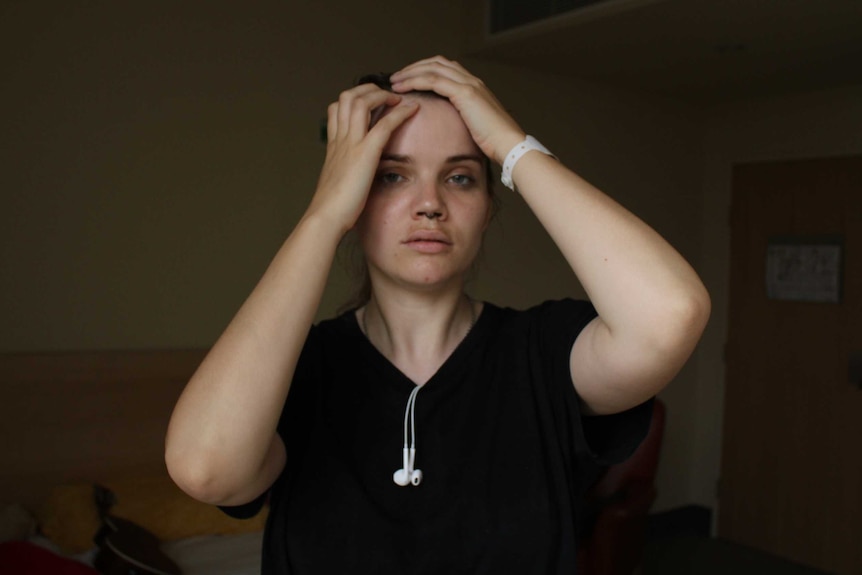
[{"left": 162, "top": 531, "right": 263, "bottom": 575}]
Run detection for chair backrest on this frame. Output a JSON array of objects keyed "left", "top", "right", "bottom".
[{"left": 590, "top": 398, "right": 666, "bottom": 498}]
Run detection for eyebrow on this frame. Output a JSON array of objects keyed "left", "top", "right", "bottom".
[{"left": 379, "top": 153, "right": 484, "bottom": 165}]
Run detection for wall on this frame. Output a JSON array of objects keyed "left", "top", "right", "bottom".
[
  {"left": 2, "top": 3, "right": 707, "bottom": 512},
  {"left": 694, "top": 84, "right": 862, "bottom": 519},
  {"left": 1, "top": 1, "right": 464, "bottom": 350}
]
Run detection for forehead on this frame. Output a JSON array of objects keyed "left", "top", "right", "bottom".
[{"left": 382, "top": 96, "right": 481, "bottom": 159}]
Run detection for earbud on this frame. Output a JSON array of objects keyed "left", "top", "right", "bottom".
[
  {"left": 409, "top": 469, "right": 422, "bottom": 486},
  {"left": 394, "top": 387, "right": 423, "bottom": 487},
  {"left": 393, "top": 469, "right": 409, "bottom": 486},
  {"left": 408, "top": 446, "right": 422, "bottom": 486},
  {"left": 393, "top": 447, "right": 423, "bottom": 486},
  {"left": 393, "top": 468, "right": 422, "bottom": 486},
  {"left": 393, "top": 447, "right": 411, "bottom": 486}
]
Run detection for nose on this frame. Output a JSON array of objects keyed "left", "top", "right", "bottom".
[{"left": 413, "top": 179, "right": 447, "bottom": 221}]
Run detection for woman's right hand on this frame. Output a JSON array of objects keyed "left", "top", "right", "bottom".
[{"left": 306, "top": 84, "right": 420, "bottom": 235}]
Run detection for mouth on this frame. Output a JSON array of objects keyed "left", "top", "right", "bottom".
[
  {"left": 404, "top": 230, "right": 452, "bottom": 245},
  {"left": 403, "top": 230, "right": 452, "bottom": 252}
]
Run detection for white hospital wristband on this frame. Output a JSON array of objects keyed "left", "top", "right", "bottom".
[{"left": 500, "top": 135, "right": 554, "bottom": 191}]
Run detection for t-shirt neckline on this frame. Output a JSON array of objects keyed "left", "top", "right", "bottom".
[{"left": 347, "top": 301, "right": 495, "bottom": 391}]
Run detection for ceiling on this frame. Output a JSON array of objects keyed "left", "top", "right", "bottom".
[{"left": 466, "top": 0, "right": 862, "bottom": 105}]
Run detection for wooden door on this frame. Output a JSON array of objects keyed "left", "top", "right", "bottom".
[{"left": 719, "top": 156, "right": 862, "bottom": 574}]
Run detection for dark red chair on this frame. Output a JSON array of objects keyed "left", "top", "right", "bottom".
[{"left": 577, "top": 399, "right": 666, "bottom": 575}]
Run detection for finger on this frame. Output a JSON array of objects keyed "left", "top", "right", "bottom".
[
  {"left": 392, "top": 55, "right": 461, "bottom": 77},
  {"left": 334, "top": 83, "right": 389, "bottom": 140},
  {"left": 391, "top": 58, "right": 476, "bottom": 86},
  {"left": 390, "top": 71, "right": 475, "bottom": 102},
  {"left": 366, "top": 100, "right": 420, "bottom": 148},
  {"left": 333, "top": 88, "right": 401, "bottom": 143},
  {"left": 326, "top": 101, "right": 339, "bottom": 143},
  {"left": 440, "top": 58, "right": 471, "bottom": 75},
  {"left": 391, "top": 65, "right": 468, "bottom": 87},
  {"left": 348, "top": 91, "right": 402, "bottom": 141},
  {"left": 391, "top": 66, "right": 484, "bottom": 102}
]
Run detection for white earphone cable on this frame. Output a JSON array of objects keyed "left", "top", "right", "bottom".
[
  {"left": 364, "top": 298, "right": 477, "bottom": 486},
  {"left": 404, "top": 385, "right": 420, "bottom": 450}
]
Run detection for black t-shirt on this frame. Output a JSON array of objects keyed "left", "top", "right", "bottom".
[{"left": 223, "top": 299, "right": 652, "bottom": 574}]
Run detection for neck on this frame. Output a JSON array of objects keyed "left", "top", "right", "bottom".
[{"left": 360, "top": 290, "right": 478, "bottom": 385}]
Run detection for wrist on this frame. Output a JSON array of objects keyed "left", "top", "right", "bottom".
[
  {"left": 500, "top": 135, "right": 555, "bottom": 192},
  {"left": 492, "top": 131, "right": 527, "bottom": 166},
  {"left": 297, "top": 207, "right": 352, "bottom": 245}
]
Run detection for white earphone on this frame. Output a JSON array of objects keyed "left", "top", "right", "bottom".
[{"left": 393, "top": 385, "right": 422, "bottom": 486}]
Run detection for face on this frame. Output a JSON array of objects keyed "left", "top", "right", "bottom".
[{"left": 356, "top": 96, "right": 492, "bottom": 294}]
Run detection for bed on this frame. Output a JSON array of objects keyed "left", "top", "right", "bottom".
[{"left": 0, "top": 349, "right": 266, "bottom": 574}]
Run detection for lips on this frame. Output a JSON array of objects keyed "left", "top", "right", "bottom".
[
  {"left": 403, "top": 229, "right": 452, "bottom": 253},
  {"left": 404, "top": 230, "right": 451, "bottom": 245}
]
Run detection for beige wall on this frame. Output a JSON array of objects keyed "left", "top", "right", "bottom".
[{"left": 1, "top": 1, "right": 465, "bottom": 351}]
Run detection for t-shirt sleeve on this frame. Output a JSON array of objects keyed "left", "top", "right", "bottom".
[
  {"left": 220, "top": 490, "right": 269, "bottom": 519},
  {"left": 530, "top": 298, "right": 653, "bottom": 468},
  {"left": 219, "top": 324, "right": 322, "bottom": 519}
]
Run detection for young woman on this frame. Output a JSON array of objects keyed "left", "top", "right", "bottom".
[{"left": 165, "top": 56, "right": 710, "bottom": 573}]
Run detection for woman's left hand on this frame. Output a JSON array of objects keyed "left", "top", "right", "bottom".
[{"left": 390, "top": 56, "right": 525, "bottom": 165}]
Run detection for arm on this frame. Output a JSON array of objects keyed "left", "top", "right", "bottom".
[
  {"left": 390, "top": 57, "right": 710, "bottom": 415},
  {"left": 508, "top": 153, "right": 709, "bottom": 414},
  {"left": 164, "top": 86, "right": 419, "bottom": 505}
]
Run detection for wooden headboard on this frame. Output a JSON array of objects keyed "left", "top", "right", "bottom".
[{"left": 0, "top": 349, "right": 207, "bottom": 512}]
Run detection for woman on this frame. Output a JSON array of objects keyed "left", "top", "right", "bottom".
[{"left": 165, "top": 56, "right": 710, "bottom": 573}]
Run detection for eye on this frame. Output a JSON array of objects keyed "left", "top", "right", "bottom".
[
  {"left": 376, "top": 172, "right": 406, "bottom": 185},
  {"left": 448, "top": 173, "right": 476, "bottom": 187}
]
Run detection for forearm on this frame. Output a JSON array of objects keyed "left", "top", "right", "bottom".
[
  {"left": 516, "top": 153, "right": 708, "bottom": 330},
  {"left": 165, "top": 213, "right": 341, "bottom": 503}
]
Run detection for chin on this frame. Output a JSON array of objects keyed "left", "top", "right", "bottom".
[
  {"left": 368, "top": 257, "right": 472, "bottom": 293},
  {"left": 398, "top": 267, "right": 467, "bottom": 292}
]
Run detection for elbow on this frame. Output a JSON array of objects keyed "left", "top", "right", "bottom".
[
  {"left": 165, "top": 431, "right": 283, "bottom": 506},
  {"left": 165, "top": 441, "right": 233, "bottom": 505},
  {"left": 684, "top": 283, "right": 711, "bottom": 339},
  {"left": 166, "top": 451, "right": 215, "bottom": 505},
  {"left": 677, "top": 283, "right": 710, "bottom": 332},
  {"left": 653, "top": 284, "right": 711, "bottom": 360},
  {"left": 585, "top": 286, "right": 711, "bottom": 412}
]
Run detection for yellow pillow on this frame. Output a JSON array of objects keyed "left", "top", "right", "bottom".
[{"left": 38, "top": 474, "right": 268, "bottom": 554}]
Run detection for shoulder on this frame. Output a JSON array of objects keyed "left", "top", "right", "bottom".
[
  {"left": 290, "top": 309, "right": 365, "bottom": 385},
  {"left": 316, "top": 308, "right": 360, "bottom": 334},
  {"left": 524, "top": 298, "right": 597, "bottom": 322},
  {"left": 305, "top": 308, "right": 363, "bottom": 347},
  {"left": 475, "top": 299, "right": 597, "bottom": 374},
  {"left": 485, "top": 298, "right": 597, "bottom": 338},
  {"left": 491, "top": 298, "right": 595, "bottom": 319}
]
